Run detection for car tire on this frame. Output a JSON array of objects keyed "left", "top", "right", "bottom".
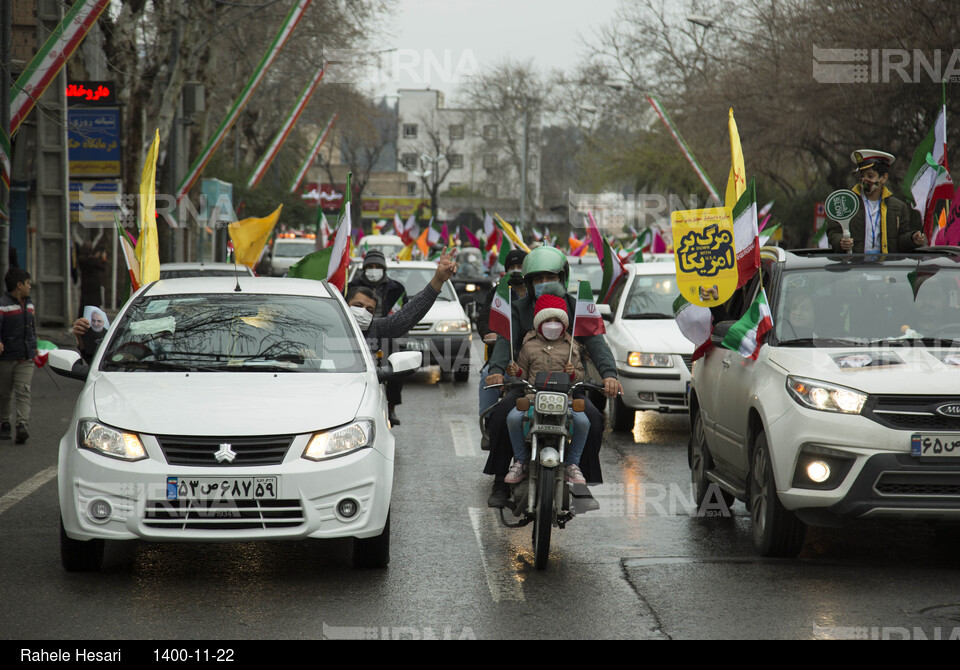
[
  {"left": 353, "top": 513, "right": 390, "bottom": 568},
  {"left": 750, "top": 433, "right": 806, "bottom": 557},
  {"left": 60, "top": 516, "right": 104, "bottom": 572},
  {"left": 609, "top": 394, "right": 635, "bottom": 432},
  {"left": 690, "top": 408, "right": 735, "bottom": 511}
]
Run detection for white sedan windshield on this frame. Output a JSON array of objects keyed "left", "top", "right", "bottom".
[{"left": 100, "top": 293, "right": 366, "bottom": 372}]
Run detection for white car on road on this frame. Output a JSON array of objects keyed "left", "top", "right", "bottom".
[
  {"left": 51, "top": 276, "right": 420, "bottom": 571},
  {"left": 602, "top": 260, "right": 693, "bottom": 431}
]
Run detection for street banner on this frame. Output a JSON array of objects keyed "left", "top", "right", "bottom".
[
  {"left": 645, "top": 94, "right": 720, "bottom": 200},
  {"left": 249, "top": 65, "right": 326, "bottom": 189},
  {"left": 672, "top": 206, "right": 737, "bottom": 308},
  {"left": 289, "top": 113, "right": 338, "bottom": 193},
  {"left": 176, "top": 0, "right": 312, "bottom": 202},
  {"left": 67, "top": 107, "right": 121, "bottom": 177}
]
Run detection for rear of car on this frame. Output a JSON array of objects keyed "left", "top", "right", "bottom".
[
  {"left": 267, "top": 239, "right": 316, "bottom": 276},
  {"left": 158, "top": 262, "right": 255, "bottom": 279},
  {"left": 56, "top": 277, "right": 398, "bottom": 570}
]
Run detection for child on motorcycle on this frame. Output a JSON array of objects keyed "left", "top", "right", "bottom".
[{"left": 503, "top": 293, "right": 590, "bottom": 486}]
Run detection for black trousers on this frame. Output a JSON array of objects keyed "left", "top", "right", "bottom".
[{"left": 482, "top": 391, "right": 604, "bottom": 484}]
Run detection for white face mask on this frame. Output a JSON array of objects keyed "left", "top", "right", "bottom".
[
  {"left": 349, "top": 305, "right": 373, "bottom": 331},
  {"left": 540, "top": 321, "right": 565, "bottom": 341},
  {"left": 365, "top": 268, "right": 384, "bottom": 283}
]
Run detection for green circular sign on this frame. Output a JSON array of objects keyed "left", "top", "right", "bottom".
[{"left": 825, "top": 189, "right": 860, "bottom": 222}]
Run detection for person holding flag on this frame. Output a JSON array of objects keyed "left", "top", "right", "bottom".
[
  {"left": 827, "top": 150, "right": 925, "bottom": 253},
  {"left": 482, "top": 246, "right": 622, "bottom": 506}
]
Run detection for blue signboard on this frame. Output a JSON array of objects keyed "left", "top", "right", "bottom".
[{"left": 68, "top": 107, "right": 121, "bottom": 177}]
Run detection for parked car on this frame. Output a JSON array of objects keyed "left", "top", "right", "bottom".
[
  {"left": 349, "top": 261, "right": 473, "bottom": 381},
  {"left": 601, "top": 260, "right": 693, "bottom": 431},
  {"left": 267, "top": 238, "right": 317, "bottom": 276},
  {"left": 51, "top": 276, "right": 421, "bottom": 571},
  {"left": 158, "top": 262, "right": 255, "bottom": 279},
  {"left": 690, "top": 247, "right": 960, "bottom": 557}
]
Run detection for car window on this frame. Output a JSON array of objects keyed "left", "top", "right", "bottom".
[
  {"left": 382, "top": 267, "right": 457, "bottom": 301},
  {"left": 622, "top": 274, "right": 679, "bottom": 318},
  {"left": 775, "top": 265, "right": 960, "bottom": 345},
  {"left": 160, "top": 269, "right": 248, "bottom": 279},
  {"left": 273, "top": 241, "right": 314, "bottom": 257},
  {"left": 99, "top": 293, "right": 366, "bottom": 372}
]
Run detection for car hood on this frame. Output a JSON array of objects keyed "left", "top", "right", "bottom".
[
  {"left": 618, "top": 318, "right": 694, "bottom": 354},
  {"left": 90, "top": 372, "right": 370, "bottom": 435},
  {"left": 420, "top": 299, "right": 467, "bottom": 324},
  {"left": 766, "top": 346, "right": 960, "bottom": 394}
]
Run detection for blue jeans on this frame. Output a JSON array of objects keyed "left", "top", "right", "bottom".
[
  {"left": 506, "top": 406, "right": 589, "bottom": 466},
  {"left": 478, "top": 363, "right": 500, "bottom": 416}
]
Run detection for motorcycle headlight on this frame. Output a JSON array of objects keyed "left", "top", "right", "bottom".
[
  {"left": 786, "top": 376, "right": 867, "bottom": 414},
  {"left": 535, "top": 392, "right": 568, "bottom": 415},
  {"left": 627, "top": 351, "right": 673, "bottom": 368},
  {"left": 435, "top": 320, "right": 470, "bottom": 333},
  {"left": 78, "top": 420, "right": 147, "bottom": 461},
  {"left": 303, "top": 420, "right": 374, "bottom": 461}
]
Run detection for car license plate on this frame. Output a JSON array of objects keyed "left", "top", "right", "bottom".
[
  {"left": 166, "top": 476, "right": 278, "bottom": 501},
  {"left": 405, "top": 340, "right": 428, "bottom": 352},
  {"left": 911, "top": 434, "right": 960, "bottom": 458}
]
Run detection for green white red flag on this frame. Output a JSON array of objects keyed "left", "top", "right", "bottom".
[
  {"left": 720, "top": 288, "right": 773, "bottom": 360},
  {"left": 288, "top": 171, "right": 352, "bottom": 291},
  {"left": 572, "top": 281, "right": 605, "bottom": 337},
  {"left": 290, "top": 113, "right": 338, "bottom": 194},
  {"left": 673, "top": 294, "right": 713, "bottom": 361},
  {"left": 904, "top": 86, "right": 954, "bottom": 239},
  {"left": 599, "top": 235, "right": 627, "bottom": 303},
  {"left": 733, "top": 178, "right": 759, "bottom": 289},
  {"left": 488, "top": 275, "right": 512, "bottom": 340}
]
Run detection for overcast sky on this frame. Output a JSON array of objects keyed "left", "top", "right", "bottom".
[{"left": 361, "top": 0, "right": 623, "bottom": 100}]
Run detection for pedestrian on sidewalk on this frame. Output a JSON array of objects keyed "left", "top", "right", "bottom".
[{"left": 0, "top": 268, "right": 37, "bottom": 443}]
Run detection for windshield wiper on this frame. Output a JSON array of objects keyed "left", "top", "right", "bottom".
[
  {"left": 623, "top": 313, "right": 673, "bottom": 319},
  {"left": 104, "top": 359, "right": 198, "bottom": 372},
  {"left": 777, "top": 337, "right": 866, "bottom": 347}
]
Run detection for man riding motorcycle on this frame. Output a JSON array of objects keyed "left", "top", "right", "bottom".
[{"left": 482, "top": 245, "right": 622, "bottom": 507}]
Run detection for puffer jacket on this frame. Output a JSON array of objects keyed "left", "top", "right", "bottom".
[
  {"left": 0, "top": 293, "right": 37, "bottom": 360},
  {"left": 514, "top": 329, "right": 585, "bottom": 388}
]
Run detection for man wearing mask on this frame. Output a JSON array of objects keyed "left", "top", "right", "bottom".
[
  {"left": 827, "top": 149, "right": 925, "bottom": 253},
  {"left": 482, "top": 245, "right": 622, "bottom": 506},
  {"left": 476, "top": 248, "right": 527, "bottom": 416},
  {"left": 349, "top": 249, "right": 408, "bottom": 424},
  {"left": 345, "top": 248, "right": 458, "bottom": 425}
]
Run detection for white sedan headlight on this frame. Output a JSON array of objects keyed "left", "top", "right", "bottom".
[
  {"left": 627, "top": 351, "right": 674, "bottom": 368},
  {"left": 303, "top": 420, "right": 374, "bottom": 461},
  {"left": 435, "top": 320, "right": 470, "bottom": 333},
  {"left": 78, "top": 420, "right": 147, "bottom": 461},
  {"left": 786, "top": 376, "right": 867, "bottom": 414}
]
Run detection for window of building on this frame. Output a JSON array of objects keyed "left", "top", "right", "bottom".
[
  {"left": 450, "top": 153, "right": 464, "bottom": 169},
  {"left": 484, "top": 183, "right": 498, "bottom": 198},
  {"left": 483, "top": 153, "right": 498, "bottom": 169},
  {"left": 483, "top": 125, "right": 498, "bottom": 140},
  {"left": 407, "top": 182, "right": 418, "bottom": 196},
  {"left": 403, "top": 124, "right": 418, "bottom": 139},
  {"left": 449, "top": 124, "right": 464, "bottom": 140},
  {"left": 401, "top": 153, "right": 417, "bottom": 170}
]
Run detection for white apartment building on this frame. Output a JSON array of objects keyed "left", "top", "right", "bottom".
[{"left": 395, "top": 89, "right": 541, "bottom": 210}]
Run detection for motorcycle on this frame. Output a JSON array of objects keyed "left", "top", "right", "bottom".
[{"left": 481, "top": 375, "right": 605, "bottom": 570}]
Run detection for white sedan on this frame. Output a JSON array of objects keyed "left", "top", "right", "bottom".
[
  {"left": 51, "top": 276, "right": 420, "bottom": 571},
  {"left": 601, "top": 260, "right": 693, "bottom": 431}
]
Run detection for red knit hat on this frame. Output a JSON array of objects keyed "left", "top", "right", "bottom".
[{"left": 533, "top": 294, "right": 569, "bottom": 330}]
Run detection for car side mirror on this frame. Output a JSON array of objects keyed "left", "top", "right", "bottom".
[
  {"left": 710, "top": 321, "right": 735, "bottom": 346},
  {"left": 48, "top": 349, "right": 89, "bottom": 381},
  {"left": 377, "top": 351, "right": 422, "bottom": 383},
  {"left": 597, "top": 303, "right": 613, "bottom": 322}
]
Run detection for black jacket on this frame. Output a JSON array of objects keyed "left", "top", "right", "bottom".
[{"left": 0, "top": 293, "right": 37, "bottom": 360}]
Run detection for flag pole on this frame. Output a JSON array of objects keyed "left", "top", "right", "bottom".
[{"left": 568, "top": 280, "right": 580, "bottom": 365}]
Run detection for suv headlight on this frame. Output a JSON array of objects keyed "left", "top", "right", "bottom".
[
  {"left": 435, "top": 320, "right": 470, "bottom": 333},
  {"left": 78, "top": 420, "right": 147, "bottom": 461},
  {"left": 786, "top": 376, "right": 867, "bottom": 414},
  {"left": 303, "top": 420, "right": 374, "bottom": 461},
  {"left": 627, "top": 351, "right": 673, "bottom": 368}
]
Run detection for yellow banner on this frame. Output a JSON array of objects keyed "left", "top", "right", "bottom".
[
  {"left": 361, "top": 197, "right": 430, "bottom": 219},
  {"left": 671, "top": 207, "right": 737, "bottom": 307}
]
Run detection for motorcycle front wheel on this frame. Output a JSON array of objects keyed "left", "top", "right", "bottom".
[{"left": 532, "top": 464, "right": 555, "bottom": 570}]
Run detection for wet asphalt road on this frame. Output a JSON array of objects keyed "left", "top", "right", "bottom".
[{"left": 3, "top": 353, "right": 960, "bottom": 643}]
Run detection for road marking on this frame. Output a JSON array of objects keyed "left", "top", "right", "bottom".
[
  {"left": 469, "top": 507, "right": 525, "bottom": 603},
  {"left": 450, "top": 419, "right": 479, "bottom": 457},
  {"left": 0, "top": 466, "right": 57, "bottom": 516}
]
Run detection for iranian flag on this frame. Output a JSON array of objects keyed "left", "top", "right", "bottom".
[
  {"left": 599, "top": 235, "right": 627, "bottom": 303},
  {"left": 572, "top": 281, "right": 605, "bottom": 337},
  {"left": 674, "top": 295, "right": 713, "bottom": 361},
  {"left": 733, "top": 178, "right": 759, "bottom": 289},
  {"left": 488, "top": 275, "right": 512, "bottom": 340},
  {"left": 720, "top": 288, "right": 773, "bottom": 360},
  {"left": 288, "top": 172, "right": 352, "bottom": 291},
  {"left": 904, "top": 88, "right": 954, "bottom": 239}
]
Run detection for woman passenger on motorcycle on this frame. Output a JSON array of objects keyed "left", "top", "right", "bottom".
[{"left": 503, "top": 294, "right": 590, "bottom": 485}]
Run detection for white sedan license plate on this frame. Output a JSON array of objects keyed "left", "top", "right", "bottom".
[
  {"left": 406, "top": 340, "right": 428, "bottom": 352},
  {"left": 166, "top": 476, "right": 278, "bottom": 501},
  {"left": 911, "top": 434, "right": 960, "bottom": 458}
]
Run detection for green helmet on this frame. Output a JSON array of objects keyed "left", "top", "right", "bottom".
[{"left": 522, "top": 245, "right": 570, "bottom": 292}]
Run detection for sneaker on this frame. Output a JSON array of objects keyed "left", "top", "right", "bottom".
[
  {"left": 504, "top": 461, "right": 529, "bottom": 484},
  {"left": 487, "top": 479, "right": 511, "bottom": 508},
  {"left": 564, "top": 464, "right": 586, "bottom": 485},
  {"left": 0, "top": 422, "right": 9, "bottom": 440},
  {"left": 15, "top": 424, "right": 28, "bottom": 444}
]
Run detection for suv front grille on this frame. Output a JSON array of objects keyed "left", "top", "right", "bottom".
[
  {"left": 680, "top": 354, "right": 693, "bottom": 372},
  {"left": 864, "top": 395, "right": 960, "bottom": 431},
  {"left": 144, "top": 499, "right": 305, "bottom": 530},
  {"left": 875, "top": 472, "right": 960, "bottom": 497},
  {"left": 156, "top": 434, "right": 294, "bottom": 467}
]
